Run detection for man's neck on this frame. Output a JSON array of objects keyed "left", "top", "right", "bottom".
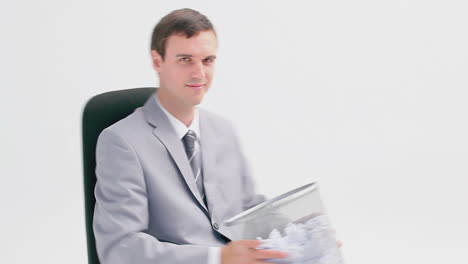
[{"left": 157, "top": 89, "right": 194, "bottom": 127}]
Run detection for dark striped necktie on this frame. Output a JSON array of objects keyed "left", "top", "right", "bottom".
[{"left": 182, "top": 130, "right": 206, "bottom": 202}]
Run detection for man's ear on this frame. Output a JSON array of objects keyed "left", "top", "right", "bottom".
[{"left": 151, "top": 50, "right": 163, "bottom": 72}]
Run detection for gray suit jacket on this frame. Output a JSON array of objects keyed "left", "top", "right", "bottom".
[{"left": 93, "top": 92, "right": 265, "bottom": 264}]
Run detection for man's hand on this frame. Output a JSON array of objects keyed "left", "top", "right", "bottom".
[{"left": 221, "top": 240, "right": 288, "bottom": 264}]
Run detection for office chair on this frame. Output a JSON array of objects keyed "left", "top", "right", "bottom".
[{"left": 81, "top": 87, "right": 156, "bottom": 264}]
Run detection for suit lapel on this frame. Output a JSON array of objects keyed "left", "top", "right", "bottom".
[{"left": 142, "top": 93, "right": 208, "bottom": 213}]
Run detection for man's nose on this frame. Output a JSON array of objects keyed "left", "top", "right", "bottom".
[{"left": 191, "top": 61, "right": 205, "bottom": 80}]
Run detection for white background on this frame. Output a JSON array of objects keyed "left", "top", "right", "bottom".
[{"left": 1, "top": 1, "right": 467, "bottom": 263}]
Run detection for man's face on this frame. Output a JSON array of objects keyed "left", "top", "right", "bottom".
[{"left": 152, "top": 30, "right": 217, "bottom": 109}]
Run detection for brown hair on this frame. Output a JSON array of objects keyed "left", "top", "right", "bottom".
[{"left": 150, "top": 8, "right": 216, "bottom": 59}]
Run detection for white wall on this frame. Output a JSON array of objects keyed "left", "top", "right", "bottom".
[{"left": 1, "top": 1, "right": 467, "bottom": 263}]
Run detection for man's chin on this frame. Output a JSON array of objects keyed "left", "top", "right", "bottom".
[
  {"left": 190, "top": 97, "right": 204, "bottom": 106},
  {"left": 190, "top": 92, "right": 207, "bottom": 105}
]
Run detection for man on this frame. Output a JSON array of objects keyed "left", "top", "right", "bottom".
[{"left": 93, "top": 8, "right": 288, "bottom": 264}]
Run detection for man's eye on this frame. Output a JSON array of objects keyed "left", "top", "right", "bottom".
[
  {"left": 203, "top": 58, "right": 214, "bottom": 64},
  {"left": 180, "top": 57, "right": 190, "bottom": 62}
]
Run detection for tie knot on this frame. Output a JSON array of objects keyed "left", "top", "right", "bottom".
[{"left": 183, "top": 130, "right": 197, "bottom": 149}]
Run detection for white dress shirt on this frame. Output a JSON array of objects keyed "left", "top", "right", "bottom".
[{"left": 155, "top": 95, "right": 221, "bottom": 264}]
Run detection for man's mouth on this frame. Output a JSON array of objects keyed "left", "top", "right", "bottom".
[{"left": 186, "top": 84, "right": 205, "bottom": 90}]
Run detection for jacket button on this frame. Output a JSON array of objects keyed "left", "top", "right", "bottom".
[{"left": 213, "top": 222, "right": 219, "bottom": 230}]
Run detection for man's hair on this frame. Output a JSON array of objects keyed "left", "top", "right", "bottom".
[{"left": 151, "top": 8, "right": 216, "bottom": 59}]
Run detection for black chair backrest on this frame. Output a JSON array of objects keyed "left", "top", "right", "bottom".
[{"left": 81, "top": 87, "right": 156, "bottom": 264}]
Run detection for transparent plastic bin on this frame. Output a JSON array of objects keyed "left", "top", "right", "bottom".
[{"left": 223, "top": 182, "right": 343, "bottom": 264}]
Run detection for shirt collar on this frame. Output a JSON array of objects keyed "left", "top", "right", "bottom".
[{"left": 155, "top": 95, "right": 201, "bottom": 141}]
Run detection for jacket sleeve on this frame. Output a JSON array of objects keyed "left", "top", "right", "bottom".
[
  {"left": 93, "top": 128, "right": 209, "bottom": 264},
  {"left": 230, "top": 126, "right": 291, "bottom": 236},
  {"left": 229, "top": 126, "right": 267, "bottom": 211}
]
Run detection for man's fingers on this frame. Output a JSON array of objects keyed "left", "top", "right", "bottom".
[
  {"left": 237, "top": 240, "right": 261, "bottom": 249},
  {"left": 337, "top": 240, "right": 343, "bottom": 248},
  {"left": 329, "top": 229, "right": 343, "bottom": 248},
  {"left": 254, "top": 249, "right": 288, "bottom": 259}
]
